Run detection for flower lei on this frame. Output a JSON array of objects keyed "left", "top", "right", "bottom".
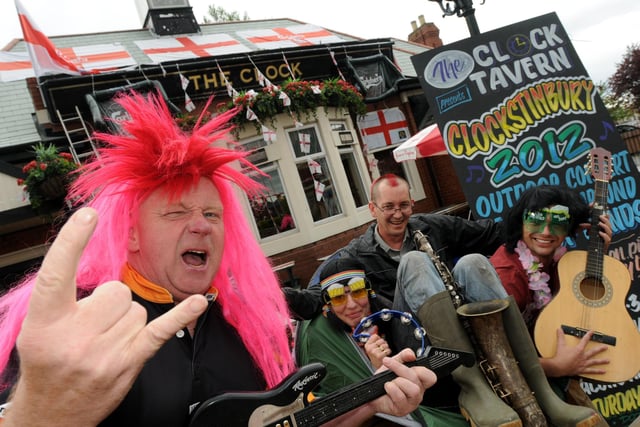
[{"left": 514, "top": 240, "right": 567, "bottom": 309}]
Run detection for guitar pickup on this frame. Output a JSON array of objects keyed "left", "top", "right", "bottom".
[{"left": 561, "top": 325, "right": 616, "bottom": 346}]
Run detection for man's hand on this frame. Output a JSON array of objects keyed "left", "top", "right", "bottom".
[{"left": 4, "top": 208, "right": 208, "bottom": 427}]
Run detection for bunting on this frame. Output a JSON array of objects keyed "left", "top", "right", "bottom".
[
  {"left": 179, "top": 73, "right": 195, "bottom": 112},
  {"left": 299, "top": 133, "right": 311, "bottom": 154},
  {"left": 262, "top": 125, "right": 276, "bottom": 142},
  {"left": 328, "top": 48, "right": 347, "bottom": 81}
]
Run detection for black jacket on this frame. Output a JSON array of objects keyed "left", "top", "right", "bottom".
[
  {"left": 101, "top": 295, "right": 266, "bottom": 427},
  {"left": 286, "top": 213, "right": 504, "bottom": 319}
]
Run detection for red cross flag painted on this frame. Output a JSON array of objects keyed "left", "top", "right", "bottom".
[
  {"left": 57, "top": 44, "right": 135, "bottom": 71},
  {"left": 238, "top": 25, "right": 343, "bottom": 50},
  {"left": 0, "top": 51, "right": 32, "bottom": 82},
  {"left": 358, "top": 107, "right": 410, "bottom": 150},
  {"left": 134, "top": 34, "right": 250, "bottom": 63},
  {"left": 0, "top": 44, "right": 135, "bottom": 82}
]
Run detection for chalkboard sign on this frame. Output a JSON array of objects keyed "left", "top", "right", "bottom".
[{"left": 411, "top": 12, "right": 640, "bottom": 426}]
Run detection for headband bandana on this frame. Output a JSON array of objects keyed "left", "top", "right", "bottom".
[{"left": 320, "top": 269, "right": 366, "bottom": 293}]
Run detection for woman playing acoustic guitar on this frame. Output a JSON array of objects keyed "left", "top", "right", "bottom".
[{"left": 490, "top": 185, "right": 612, "bottom": 419}]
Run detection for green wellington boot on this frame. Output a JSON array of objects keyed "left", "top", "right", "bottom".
[
  {"left": 418, "top": 291, "right": 522, "bottom": 427},
  {"left": 500, "top": 296, "right": 606, "bottom": 427}
]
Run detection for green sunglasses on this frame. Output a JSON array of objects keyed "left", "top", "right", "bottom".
[{"left": 523, "top": 205, "right": 571, "bottom": 236}]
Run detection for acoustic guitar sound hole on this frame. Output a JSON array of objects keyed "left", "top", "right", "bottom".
[{"left": 579, "top": 277, "right": 606, "bottom": 301}]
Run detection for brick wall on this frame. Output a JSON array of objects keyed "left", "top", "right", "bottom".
[{"left": 408, "top": 16, "right": 443, "bottom": 48}]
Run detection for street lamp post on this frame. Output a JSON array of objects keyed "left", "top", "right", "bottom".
[{"left": 428, "top": 0, "right": 482, "bottom": 37}]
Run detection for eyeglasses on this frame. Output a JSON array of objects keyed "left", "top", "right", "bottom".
[
  {"left": 523, "top": 205, "right": 571, "bottom": 236},
  {"left": 373, "top": 201, "right": 413, "bottom": 215},
  {"left": 325, "top": 278, "right": 369, "bottom": 306}
]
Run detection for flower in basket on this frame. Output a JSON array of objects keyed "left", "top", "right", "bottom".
[
  {"left": 17, "top": 142, "right": 78, "bottom": 213},
  {"left": 217, "top": 77, "right": 367, "bottom": 132},
  {"left": 175, "top": 109, "right": 213, "bottom": 131}
]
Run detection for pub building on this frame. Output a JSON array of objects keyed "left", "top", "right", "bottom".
[{"left": 0, "top": 1, "right": 468, "bottom": 289}]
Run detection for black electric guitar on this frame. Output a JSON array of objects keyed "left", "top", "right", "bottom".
[
  {"left": 534, "top": 147, "right": 640, "bottom": 383},
  {"left": 189, "top": 346, "right": 474, "bottom": 427}
]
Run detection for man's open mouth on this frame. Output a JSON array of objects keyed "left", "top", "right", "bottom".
[{"left": 182, "top": 250, "right": 207, "bottom": 266}]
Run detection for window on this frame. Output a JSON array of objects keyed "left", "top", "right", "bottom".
[
  {"left": 373, "top": 148, "right": 408, "bottom": 181},
  {"left": 330, "top": 120, "right": 367, "bottom": 206},
  {"left": 339, "top": 151, "right": 367, "bottom": 207},
  {"left": 242, "top": 138, "right": 295, "bottom": 239},
  {"left": 330, "top": 121, "right": 348, "bottom": 131},
  {"left": 289, "top": 126, "right": 342, "bottom": 221}
]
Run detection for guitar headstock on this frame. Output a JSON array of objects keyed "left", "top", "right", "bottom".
[{"left": 586, "top": 147, "right": 612, "bottom": 182}]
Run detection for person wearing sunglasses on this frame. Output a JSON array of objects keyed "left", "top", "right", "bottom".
[
  {"left": 0, "top": 94, "right": 433, "bottom": 427},
  {"left": 296, "top": 256, "right": 470, "bottom": 427},
  {"left": 301, "top": 174, "right": 602, "bottom": 426},
  {"left": 490, "top": 185, "right": 612, "bottom": 416}
]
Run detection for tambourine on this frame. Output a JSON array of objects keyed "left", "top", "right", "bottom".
[{"left": 352, "top": 309, "right": 426, "bottom": 357}]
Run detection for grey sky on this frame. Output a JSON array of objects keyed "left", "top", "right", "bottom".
[{"left": 1, "top": 0, "right": 638, "bottom": 83}]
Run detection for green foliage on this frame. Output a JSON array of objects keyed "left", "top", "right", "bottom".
[
  {"left": 17, "top": 143, "right": 78, "bottom": 212},
  {"left": 609, "top": 44, "right": 640, "bottom": 112},
  {"left": 203, "top": 4, "right": 249, "bottom": 24},
  {"left": 217, "top": 78, "right": 367, "bottom": 133},
  {"left": 596, "top": 81, "right": 634, "bottom": 122},
  {"left": 175, "top": 110, "right": 213, "bottom": 131}
]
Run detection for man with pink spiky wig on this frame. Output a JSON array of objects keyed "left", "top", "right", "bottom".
[{"left": 0, "top": 92, "right": 434, "bottom": 427}]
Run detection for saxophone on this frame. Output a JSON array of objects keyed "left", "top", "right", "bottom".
[
  {"left": 412, "top": 230, "right": 547, "bottom": 427},
  {"left": 413, "top": 230, "right": 464, "bottom": 307}
]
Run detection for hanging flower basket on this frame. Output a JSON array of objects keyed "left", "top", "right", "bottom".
[
  {"left": 216, "top": 77, "right": 367, "bottom": 133},
  {"left": 17, "top": 143, "right": 78, "bottom": 214},
  {"left": 37, "top": 175, "right": 68, "bottom": 200}
]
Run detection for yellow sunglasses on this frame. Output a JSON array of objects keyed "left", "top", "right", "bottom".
[{"left": 326, "top": 279, "right": 369, "bottom": 306}]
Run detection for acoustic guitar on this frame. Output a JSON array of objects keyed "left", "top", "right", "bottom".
[
  {"left": 189, "top": 345, "right": 474, "bottom": 427},
  {"left": 534, "top": 147, "right": 640, "bottom": 383}
]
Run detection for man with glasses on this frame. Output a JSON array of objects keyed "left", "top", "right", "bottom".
[
  {"left": 299, "top": 175, "right": 602, "bottom": 426},
  {"left": 309, "top": 173, "right": 506, "bottom": 304},
  {"left": 301, "top": 173, "right": 524, "bottom": 426}
]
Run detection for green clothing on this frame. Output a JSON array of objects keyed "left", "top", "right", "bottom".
[{"left": 296, "top": 315, "right": 469, "bottom": 427}]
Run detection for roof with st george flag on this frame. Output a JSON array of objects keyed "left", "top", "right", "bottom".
[{"left": 0, "top": 7, "right": 430, "bottom": 150}]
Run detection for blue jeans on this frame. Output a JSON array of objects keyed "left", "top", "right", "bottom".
[{"left": 392, "top": 251, "right": 507, "bottom": 315}]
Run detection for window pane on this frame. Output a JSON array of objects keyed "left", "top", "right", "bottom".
[
  {"left": 373, "top": 148, "right": 407, "bottom": 180},
  {"left": 289, "top": 128, "right": 322, "bottom": 158},
  {"left": 330, "top": 121, "right": 347, "bottom": 131},
  {"left": 340, "top": 152, "right": 367, "bottom": 207},
  {"left": 246, "top": 165, "right": 295, "bottom": 239},
  {"left": 297, "top": 157, "right": 342, "bottom": 221}
]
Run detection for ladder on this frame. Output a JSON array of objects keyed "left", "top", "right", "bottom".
[{"left": 55, "top": 106, "right": 100, "bottom": 164}]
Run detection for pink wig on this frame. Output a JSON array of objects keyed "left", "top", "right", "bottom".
[{"left": 0, "top": 91, "right": 294, "bottom": 390}]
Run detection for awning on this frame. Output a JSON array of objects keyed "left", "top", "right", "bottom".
[{"left": 392, "top": 124, "right": 447, "bottom": 162}]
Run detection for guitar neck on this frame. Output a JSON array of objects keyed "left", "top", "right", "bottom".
[
  {"left": 291, "top": 349, "right": 468, "bottom": 426},
  {"left": 585, "top": 178, "right": 608, "bottom": 278}
]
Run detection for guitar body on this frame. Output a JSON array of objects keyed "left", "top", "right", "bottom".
[
  {"left": 189, "top": 363, "right": 325, "bottom": 427},
  {"left": 534, "top": 250, "right": 640, "bottom": 383}
]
